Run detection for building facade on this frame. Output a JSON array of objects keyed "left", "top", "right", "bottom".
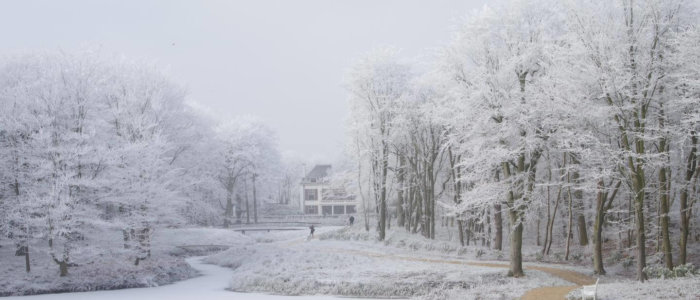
[{"left": 300, "top": 165, "right": 357, "bottom": 216}]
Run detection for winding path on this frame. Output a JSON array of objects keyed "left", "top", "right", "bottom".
[
  {"left": 519, "top": 265, "right": 595, "bottom": 300},
  {"left": 314, "top": 244, "right": 594, "bottom": 300}
]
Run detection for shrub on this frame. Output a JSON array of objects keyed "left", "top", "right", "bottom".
[
  {"left": 553, "top": 253, "right": 563, "bottom": 261},
  {"left": 496, "top": 251, "right": 504, "bottom": 260},
  {"left": 672, "top": 263, "right": 698, "bottom": 277},
  {"left": 606, "top": 250, "right": 624, "bottom": 265},
  {"left": 571, "top": 253, "right": 583, "bottom": 262},
  {"left": 643, "top": 265, "right": 673, "bottom": 279},
  {"left": 457, "top": 247, "right": 468, "bottom": 256},
  {"left": 644, "top": 263, "right": 698, "bottom": 279},
  {"left": 535, "top": 252, "right": 544, "bottom": 262},
  {"left": 622, "top": 256, "right": 634, "bottom": 270}
]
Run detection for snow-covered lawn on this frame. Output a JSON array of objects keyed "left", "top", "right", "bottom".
[
  {"left": 5, "top": 226, "right": 697, "bottom": 299},
  {"left": 566, "top": 277, "right": 700, "bottom": 300},
  {"left": 1, "top": 256, "right": 363, "bottom": 300},
  {"left": 313, "top": 226, "right": 700, "bottom": 299},
  {"left": 205, "top": 226, "right": 570, "bottom": 299}
]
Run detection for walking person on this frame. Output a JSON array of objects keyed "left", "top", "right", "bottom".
[
  {"left": 349, "top": 215, "right": 354, "bottom": 226},
  {"left": 309, "top": 224, "right": 315, "bottom": 239}
]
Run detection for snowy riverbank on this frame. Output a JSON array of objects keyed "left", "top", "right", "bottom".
[
  {"left": 0, "top": 227, "right": 251, "bottom": 297},
  {"left": 2, "top": 256, "right": 364, "bottom": 300}
]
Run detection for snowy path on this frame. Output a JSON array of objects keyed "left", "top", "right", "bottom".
[
  {"left": 519, "top": 265, "right": 594, "bottom": 300},
  {"left": 4, "top": 256, "right": 361, "bottom": 300},
  {"left": 314, "top": 242, "right": 594, "bottom": 300}
]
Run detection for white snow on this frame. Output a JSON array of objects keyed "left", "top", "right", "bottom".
[
  {"left": 567, "top": 277, "right": 700, "bottom": 300},
  {"left": 2, "top": 256, "right": 364, "bottom": 300},
  {"left": 202, "top": 226, "right": 570, "bottom": 299}
]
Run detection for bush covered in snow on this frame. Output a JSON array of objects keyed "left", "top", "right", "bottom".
[
  {"left": 0, "top": 248, "right": 197, "bottom": 297},
  {"left": 643, "top": 263, "right": 698, "bottom": 279},
  {"left": 567, "top": 277, "right": 700, "bottom": 300},
  {"left": 0, "top": 227, "right": 249, "bottom": 296}
]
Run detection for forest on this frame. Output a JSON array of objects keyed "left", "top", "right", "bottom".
[{"left": 345, "top": 0, "right": 700, "bottom": 282}]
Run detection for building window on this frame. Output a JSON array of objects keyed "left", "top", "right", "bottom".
[
  {"left": 333, "top": 205, "right": 345, "bottom": 214},
  {"left": 322, "top": 205, "right": 332, "bottom": 216},
  {"left": 346, "top": 205, "right": 356, "bottom": 214},
  {"left": 305, "top": 205, "right": 318, "bottom": 214},
  {"left": 304, "top": 189, "right": 318, "bottom": 201}
]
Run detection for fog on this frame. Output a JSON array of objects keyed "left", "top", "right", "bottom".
[{"left": 0, "top": 0, "right": 487, "bottom": 161}]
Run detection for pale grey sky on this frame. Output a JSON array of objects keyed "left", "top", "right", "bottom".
[{"left": 0, "top": 0, "right": 487, "bottom": 162}]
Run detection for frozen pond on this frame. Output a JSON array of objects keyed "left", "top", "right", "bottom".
[{"left": 5, "top": 256, "right": 363, "bottom": 300}]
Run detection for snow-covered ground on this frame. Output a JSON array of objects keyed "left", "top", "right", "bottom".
[
  {"left": 204, "top": 226, "right": 570, "bottom": 299},
  {"left": 4, "top": 225, "right": 697, "bottom": 299},
  {"left": 0, "top": 227, "right": 199, "bottom": 296},
  {"left": 1, "top": 256, "right": 364, "bottom": 300},
  {"left": 566, "top": 277, "right": 700, "bottom": 300},
  {"left": 0, "top": 227, "right": 252, "bottom": 296}
]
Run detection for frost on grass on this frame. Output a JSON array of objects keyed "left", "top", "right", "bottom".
[
  {"left": 0, "top": 228, "right": 248, "bottom": 296},
  {"left": 566, "top": 277, "right": 700, "bottom": 300},
  {"left": 318, "top": 226, "right": 503, "bottom": 261},
  {"left": 0, "top": 242, "right": 196, "bottom": 296},
  {"left": 209, "top": 230, "right": 569, "bottom": 299}
]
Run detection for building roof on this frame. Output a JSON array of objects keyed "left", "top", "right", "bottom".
[{"left": 305, "top": 164, "right": 331, "bottom": 179}]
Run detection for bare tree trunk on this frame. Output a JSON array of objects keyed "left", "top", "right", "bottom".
[
  {"left": 14, "top": 179, "right": 30, "bottom": 272},
  {"left": 252, "top": 174, "right": 258, "bottom": 224},
  {"left": 593, "top": 179, "right": 621, "bottom": 275},
  {"left": 412, "top": 187, "right": 421, "bottom": 234},
  {"left": 397, "top": 155, "right": 406, "bottom": 228},
  {"left": 503, "top": 162, "right": 524, "bottom": 277},
  {"left": 577, "top": 215, "right": 588, "bottom": 246},
  {"left": 493, "top": 169, "right": 503, "bottom": 251},
  {"left": 244, "top": 178, "right": 250, "bottom": 224},
  {"left": 569, "top": 154, "right": 589, "bottom": 246},
  {"left": 224, "top": 184, "right": 234, "bottom": 228},
  {"left": 679, "top": 132, "right": 697, "bottom": 265},
  {"left": 52, "top": 251, "right": 69, "bottom": 277},
  {"left": 24, "top": 244, "right": 30, "bottom": 272},
  {"left": 546, "top": 187, "right": 562, "bottom": 256},
  {"left": 486, "top": 208, "right": 492, "bottom": 248},
  {"left": 543, "top": 188, "right": 550, "bottom": 255},
  {"left": 542, "top": 161, "right": 552, "bottom": 256},
  {"left": 509, "top": 220, "right": 524, "bottom": 277},
  {"left": 564, "top": 153, "right": 573, "bottom": 261},
  {"left": 457, "top": 219, "right": 465, "bottom": 246},
  {"left": 657, "top": 108, "right": 673, "bottom": 269},
  {"left": 466, "top": 219, "right": 471, "bottom": 246},
  {"left": 659, "top": 164, "right": 673, "bottom": 269},
  {"left": 494, "top": 205, "right": 502, "bottom": 251},
  {"left": 536, "top": 211, "right": 541, "bottom": 246},
  {"left": 59, "top": 261, "right": 68, "bottom": 277},
  {"left": 545, "top": 154, "right": 563, "bottom": 256},
  {"left": 377, "top": 137, "right": 389, "bottom": 241},
  {"left": 627, "top": 195, "right": 633, "bottom": 249},
  {"left": 565, "top": 187, "right": 573, "bottom": 260},
  {"left": 593, "top": 182, "right": 606, "bottom": 274},
  {"left": 634, "top": 176, "right": 648, "bottom": 282}
]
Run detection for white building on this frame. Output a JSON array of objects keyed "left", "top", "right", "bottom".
[{"left": 300, "top": 165, "right": 357, "bottom": 216}]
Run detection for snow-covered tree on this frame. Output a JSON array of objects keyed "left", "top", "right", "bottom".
[{"left": 346, "top": 48, "right": 412, "bottom": 240}]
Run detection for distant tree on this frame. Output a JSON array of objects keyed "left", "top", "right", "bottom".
[{"left": 346, "top": 48, "right": 412, "bottom": 241}]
